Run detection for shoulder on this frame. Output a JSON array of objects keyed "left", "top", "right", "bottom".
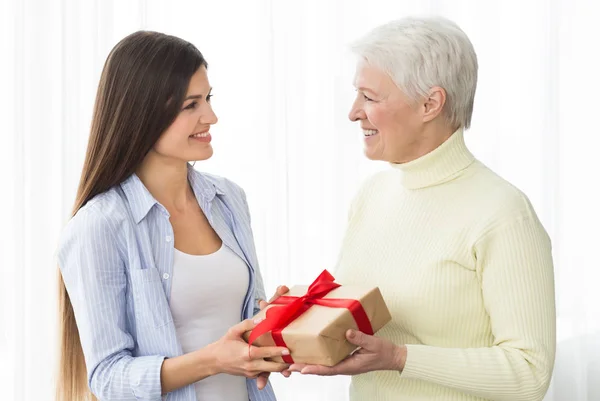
[
  {"left": 351, "top": 170, "right": 390, "bottom": 200},
  {"left": 57, "top": 188, "right": 128, "bottom": 262},
  {"left": 470, "top": 162, "right": 538, "bottom": 219},
  {"left": 342, "top": 170, "right": 394, "bottom": 222},
  {"left": 64, "top": 189, "right": 126, "bottom": 237},
  {"left": 464, "top": 162, "right": 547, "bottom": 240}
]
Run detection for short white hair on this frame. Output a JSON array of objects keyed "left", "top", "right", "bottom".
[{"left": 351, "top": 16, "right": 478, "bottom": 129}]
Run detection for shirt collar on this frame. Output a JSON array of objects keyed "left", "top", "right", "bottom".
[
  {"left": 187, "top": 164, "right": 226, "bottom": 202},
  {"left": 120, "top": 163, "right": 226, "bottom": 224}
]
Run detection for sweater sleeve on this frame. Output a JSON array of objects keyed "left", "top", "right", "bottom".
[{"left": 400, "top": 215, "right": 556, "bottom": 401}]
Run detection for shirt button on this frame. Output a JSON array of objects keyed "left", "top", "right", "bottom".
[
  {"left": 165, "top": 235, "right": 172, "bottom": 242},
  {"left": 163, "top": 273, "right": 170, "bottom": 280}
]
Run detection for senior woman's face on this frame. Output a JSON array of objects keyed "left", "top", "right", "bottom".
[{"left": 349, "top": 63, "right": 423, "bottom": 163}]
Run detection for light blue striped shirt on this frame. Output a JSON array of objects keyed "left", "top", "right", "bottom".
[{"left": 58, "top": 165, "right": 277, "bottom": 401}]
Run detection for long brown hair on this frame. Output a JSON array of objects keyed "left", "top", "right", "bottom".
[{"left": 56, "top": 31, "right": 207, "bottom": 401}]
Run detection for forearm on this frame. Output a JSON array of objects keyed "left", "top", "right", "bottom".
[
  {"left": 90, "top": 353, "right": 166, "bottom": 400},
  {"left": 401, "top": 344, "right": 553, "bottom": 401},
  {"left": 88, "top": 347, "right": 219, "bottom": 399},
  {"left": 401, "top": 212, "right": 555, "bottom": 401},
  {"left": 160, "top": 346, "right": 218, "bottom": 394}
]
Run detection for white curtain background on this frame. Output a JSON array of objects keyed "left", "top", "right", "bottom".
[{"left": 1, "top": 0, "right": 599, "bottom": 400}]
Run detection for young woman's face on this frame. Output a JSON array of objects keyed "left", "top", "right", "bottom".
[{"left": 152, "top": 66, "right": 218, "bottom": 162}]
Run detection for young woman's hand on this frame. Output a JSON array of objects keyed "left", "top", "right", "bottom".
[
  {"left": 256, "top": 285, "right": 292, "bottom": 389},
  {"left": 207, "top": 318, "right": 290, "bottom": 378}
]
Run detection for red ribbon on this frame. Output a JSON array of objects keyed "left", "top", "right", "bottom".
[{"left": 248, "top": 270, "right": 373, "bottom": 363}]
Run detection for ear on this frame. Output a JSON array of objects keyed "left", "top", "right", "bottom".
[{"left": 422, "top": 86, "right": 446, "bottom": 123}]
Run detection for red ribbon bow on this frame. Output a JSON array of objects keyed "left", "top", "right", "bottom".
[{"left": 248, "top": 269, "right": 374, "bottom": 363}]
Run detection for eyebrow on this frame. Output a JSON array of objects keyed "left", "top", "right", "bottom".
[
  {"left": 356, "top": 86, "right": 376, "bottom": 94},
  {"left": 184, "top": 88, "right": 212, "bottom": 101}
]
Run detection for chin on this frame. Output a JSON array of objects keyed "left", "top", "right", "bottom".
[
  {"left": 193, "top": 148, "right": 213, "bottom": 161},
  {"left": 364, "top": 149, "right": 383, "bottom": 161}
]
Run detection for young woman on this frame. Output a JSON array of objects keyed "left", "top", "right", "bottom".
[{"left": 56, "top": 31, "right": 289, "bottom": 401}]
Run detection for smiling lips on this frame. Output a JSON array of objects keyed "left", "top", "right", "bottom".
[{"left": 190, "top": 131, "right": 211, "bottom": 143}]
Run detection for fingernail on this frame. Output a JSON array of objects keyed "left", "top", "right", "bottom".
[
  {"left": 347, "top": 329, "right": 355, "bottom": 338},
  {"left": 282, "top": 349, "right": 290, "bottom": 355}
]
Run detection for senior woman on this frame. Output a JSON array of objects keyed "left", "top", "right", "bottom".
[{"left": 286, "top": 16, "right": 556, "bottom": 401}]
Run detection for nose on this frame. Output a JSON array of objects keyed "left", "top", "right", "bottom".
[
  {"left": 203, "top": 103, "right": 218, "bottom": 125},
  {"left": 348, "top": 96, "right": 365, "bottom": 122}
]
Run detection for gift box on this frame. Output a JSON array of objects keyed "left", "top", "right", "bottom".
[{"left": 244, "top": 270, "right": 392, "bottom": 366}]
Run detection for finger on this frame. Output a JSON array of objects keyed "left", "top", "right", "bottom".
[
  {"left": 281, "top": 370, "right": 292, "bottom": 378},
  {"left": 268, "top": 285, "right": 289, "bottom": 303},
  {"left": 346, "top": 329, "right": 375, "bottom": 349},
  {"left": 257, "top": 376, "right": 267, "bottom": 390},
  {"left": 227, "top": 318, "right": 264, "bottom": 338},
  {"left": 257, "top": 372, "right": 270, "bottom": 390},
  {"left": 259, "top": 300, "right": 269, "bottom": 310},
  {"left": 301, "top": 355, "right": 360, "bottom": 376},
  {"left": 288, "top": 363, "right": 306, "bottom": 372},
  {"left": 249, "top": 345, "right": 290, "bottom": 360},
  {"left": 253, "top": 360, "right": 290, "bottom": 373},
  {"left": 300, "top": 364, "right": 338, "bottom": 376}
]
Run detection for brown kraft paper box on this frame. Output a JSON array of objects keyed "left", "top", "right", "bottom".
[{"left": 244, "top": 284, "right": 392, "bottom": 366}]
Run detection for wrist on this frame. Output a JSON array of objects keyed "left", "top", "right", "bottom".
[
  {"left": 194, "top": 344, "right": 220, "bottom": 377},
  {"left": 391, "top": 344, "right": 407, "bottom": 372}
]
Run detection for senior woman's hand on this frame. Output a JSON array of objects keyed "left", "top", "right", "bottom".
[{"left": 288, "top": 329, "right": 407, "bottom": 376}]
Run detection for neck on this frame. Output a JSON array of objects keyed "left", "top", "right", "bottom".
[
  {"left": 136, "top": 151, "right": 193, "bottom": 212},
  {"left": 400, "top": 121, "right": 456, "bottom": 164},
  {"left": 389, "top": 125, "right": 474, "bottom": 189}
]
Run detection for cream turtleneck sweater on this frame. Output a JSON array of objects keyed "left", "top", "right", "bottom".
[{"left": 335, "top": 129, "right": 556, "bottom": 401}]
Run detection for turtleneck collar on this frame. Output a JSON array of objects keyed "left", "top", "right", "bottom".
[{"left": 390, "top": 128, "right": 475, "bottom": 189}]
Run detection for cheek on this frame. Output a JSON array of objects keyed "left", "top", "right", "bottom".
[
  {"left": 153, "top": 120, "right": 190, "bottom": 154},
  {"left": 153, "top": 132, "right": 174, "bottom": 155},
  {"left": 364, "top": 104, "right": 385, "bottom": 128},
  {"left": 377, "top": 104, "right": 418, "bottom": 136},
  {"left": 366, "top": 104, "right": 397, "bottom": 134}
]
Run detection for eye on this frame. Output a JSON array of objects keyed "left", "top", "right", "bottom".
[
  {"left": 183, "top": 101, "right": 198, "bottom": 111},
  {"left": 355, "top": 89, "right": 374, "bottom": 102}
]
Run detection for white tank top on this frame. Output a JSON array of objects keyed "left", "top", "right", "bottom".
[{"left": 170, "top": 244, "right": 249, "bottom": 401}]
